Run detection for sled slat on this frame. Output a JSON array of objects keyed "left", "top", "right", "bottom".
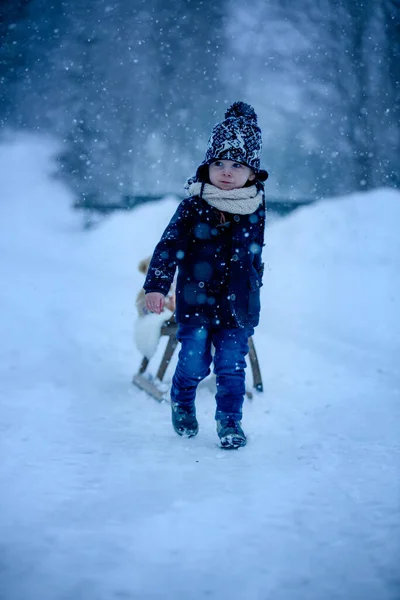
[
  {"left": 138, "top": 356, "right": 149, "bottom": 374},
  {"left": 248, "top": 337, "right": 263, "bottom": 392},
  {"left": 155, "top": 335, "right": 179, "bottom": 381},
  {"left": 132, "top": 374, "right": 167, "bottom": 402}
]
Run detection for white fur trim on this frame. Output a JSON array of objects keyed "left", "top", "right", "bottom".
[{"left": 133, "top": 309, "right": 173, "bottom": 359}]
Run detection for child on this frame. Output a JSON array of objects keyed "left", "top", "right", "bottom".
[{"left": 143, "top": 101, "right": 268, "bottom": 448}]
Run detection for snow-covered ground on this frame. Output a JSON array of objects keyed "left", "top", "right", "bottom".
[{"left": 0, "top": 135, "right": 399, "bottom": 600}]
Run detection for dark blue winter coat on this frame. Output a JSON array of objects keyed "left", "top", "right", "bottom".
[{"left": 143, "top": 194, "right": 266, "bottom": 329}]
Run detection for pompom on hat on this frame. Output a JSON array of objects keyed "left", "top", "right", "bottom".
[{"left": 193, "top": 101, "right": 269, "bottom": 184}]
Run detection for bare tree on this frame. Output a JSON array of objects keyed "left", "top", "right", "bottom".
[
  {"left": 0, "top": 0, "right": 36, "bottom": 128},
  {"left": 2, "top": 0, "right": 397, "bottom": 201},
  {"left": 224, "top": 0, "right": 399, "bottom": 198},
  {"left": 379, "top": 0, "right": 400, "bottom": 187}
]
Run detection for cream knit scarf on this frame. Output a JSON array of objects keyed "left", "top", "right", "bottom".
[{"left": 186, "top": 182, "right": 263, "bottom": 215}]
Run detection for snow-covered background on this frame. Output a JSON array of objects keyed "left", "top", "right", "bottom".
[
  {"left": 2, "top": 1, "right": 399, "bottom": 200},
  {"left": 1, "top": 135, "right": 399, "bottom": 600}
]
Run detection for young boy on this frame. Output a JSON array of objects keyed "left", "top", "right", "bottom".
[{"left": 144, "top": 101, "right": 268, "bottom": 448}]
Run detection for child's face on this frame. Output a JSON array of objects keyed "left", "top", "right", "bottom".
[{"left": 209, "top": 159, "right": 255, "bottom": 191}]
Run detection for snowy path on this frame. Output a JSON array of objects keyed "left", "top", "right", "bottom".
[{"left": 0, "top": 137, "right": 399, "bottom": 600}]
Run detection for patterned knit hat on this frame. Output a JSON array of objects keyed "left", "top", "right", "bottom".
[{"left": 194, "top": 101, "right": 269, "bottom": 183}]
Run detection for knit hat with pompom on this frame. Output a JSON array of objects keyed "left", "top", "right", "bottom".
[{"left": 193, "top": 101, "right": 269, "bottom": 183}]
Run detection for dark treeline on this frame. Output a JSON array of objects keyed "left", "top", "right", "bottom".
[{"left": 0, "top": 0, "right": 399, "bottom": 204}]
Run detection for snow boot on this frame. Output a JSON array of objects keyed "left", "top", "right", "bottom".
[
  {"left": 171, "top": 401, "right": 199, "bottom": 437},
  {"left": 217, "top": 419, "right": 247, "bottom": 449}
]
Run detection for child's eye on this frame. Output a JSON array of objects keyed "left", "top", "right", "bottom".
[
  {"left": 233, "top": 163, "right": 243, "bottom": 168},
  {"left": 213, "top": 161, "right": 223, "bottom": 167}
]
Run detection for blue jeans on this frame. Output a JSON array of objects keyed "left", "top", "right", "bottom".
[{"left": 170, "top": 325, "right": 254, "bottom": 421}]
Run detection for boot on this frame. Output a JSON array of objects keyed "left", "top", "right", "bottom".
[
  {"left": 171, "top": 401, "right": 199, "bottom": 437},
  {"left": 217, "top": 419, "right": 247, "bottom": 448}
]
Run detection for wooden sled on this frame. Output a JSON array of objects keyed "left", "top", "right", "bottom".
[{"left": 132, "top": 316, "right": 263, "bottom": 402}]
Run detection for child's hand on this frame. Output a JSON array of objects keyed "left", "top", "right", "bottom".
[{"left": 145, "top": 292, "right": 165, "bottom": 315}]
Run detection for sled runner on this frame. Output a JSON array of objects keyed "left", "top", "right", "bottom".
[{"left": 132, "top": 316, "right": 263, "bottom": 402}]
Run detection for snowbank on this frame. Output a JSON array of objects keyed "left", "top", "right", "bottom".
[{"left": 0, "top": 134, "right": 399, "bottom": 600}]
